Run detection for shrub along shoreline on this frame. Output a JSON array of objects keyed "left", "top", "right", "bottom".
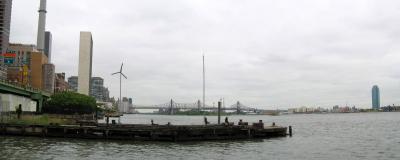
[{"left": 43, "top": 91, "right": 97, "bottom": 114}]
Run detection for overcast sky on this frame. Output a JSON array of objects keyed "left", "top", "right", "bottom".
[{"left": 9, "top": 0, "right": 400, "bottom": 109}]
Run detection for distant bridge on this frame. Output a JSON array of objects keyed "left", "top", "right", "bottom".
[
  {"left": 0, "top": 79, "right": 51, "bottom": 112},
  {"left": 132, "top": 99, "right": 260, "bottom": 114}
]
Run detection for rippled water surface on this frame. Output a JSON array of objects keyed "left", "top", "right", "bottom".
[{"left": 1, "top": 113, "right": 400, "bottom": 160}]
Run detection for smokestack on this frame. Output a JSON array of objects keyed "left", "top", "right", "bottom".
[{"left": 36, "top": 0, "right": 47, "bottom": 51}]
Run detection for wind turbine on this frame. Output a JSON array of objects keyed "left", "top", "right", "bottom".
[{"left": 112, "top": 63, "right": 127, "bottom": 112}]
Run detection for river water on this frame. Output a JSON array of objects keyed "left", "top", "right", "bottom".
[{"left": 1, "top": 112, "right": 400, "bottom": 160}]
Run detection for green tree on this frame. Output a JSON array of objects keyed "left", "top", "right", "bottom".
[{"left": 43, "top": 91, "right": 97, "bottom": 114}]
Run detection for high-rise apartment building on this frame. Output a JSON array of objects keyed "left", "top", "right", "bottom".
[
  {"left": 77, "top": 31, "right": 93, "bottom": 95},
  {"left": 54, "top": 72, "right": 68, "bottom": 93},
  {"left": 91, "top": 77, "right": 104, "bottom": 101},
  {"left": 128, "top": 98, "right": 132, "bottom": 105},
  {"left": 0, "top": 0, "right": 12, "bottom": 54},
  {"left": 118, "top": 97, "right": 134, "bottom": 113},
  {"left": 4, "top": 44, "right": 36, "bottom": 84},
  {"left": 68, "top": 76, "right": 110, "bottom": 102},
  {"left": 90, "top": 77, "right": 110, "bottom": 102},
  {"left": 102, "top": 87, "right": 110, "bottom": 102},
  {"left": 67, "top": 76, "right": 78, "bottom": 91},
  {"left": 7, "top": 43, "right": 36, "bottom": 66},
  {"left": 372, "top": 85, "right": 380, "bottom": 109},
  {"left": 118, "top": 97, "right": 129, "bottom": 113}
]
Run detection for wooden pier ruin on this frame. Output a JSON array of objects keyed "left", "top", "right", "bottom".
[{"left": 0, "top": 121, "right": 291, "bottom": 142}]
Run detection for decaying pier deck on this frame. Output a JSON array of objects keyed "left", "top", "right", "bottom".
[{"left": 0, "top": 122, "right": 291, "bottom": 142}]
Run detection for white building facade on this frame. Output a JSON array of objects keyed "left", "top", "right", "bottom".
[
  {"left": 77, "top": 31, "right": 93, "bottom": 95},
  {"left": 0, "top": 93, "right": 37, "bottom": 112}
]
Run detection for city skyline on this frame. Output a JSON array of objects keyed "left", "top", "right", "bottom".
[{"left": 8, "top": 0, "right": 400, "bottom": 108}]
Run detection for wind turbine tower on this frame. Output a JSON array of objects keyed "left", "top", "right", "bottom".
[{"left": 112, "top": 63, "right": 127, "bottom": 112}]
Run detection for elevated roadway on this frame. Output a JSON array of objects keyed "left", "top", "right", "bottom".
[{"left": 0, "top": 80, "right": 51, "bottom": 112}]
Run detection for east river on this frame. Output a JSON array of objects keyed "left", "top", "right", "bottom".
[{"left": 1, "top": 112, "right": 399, "bottom": 160}]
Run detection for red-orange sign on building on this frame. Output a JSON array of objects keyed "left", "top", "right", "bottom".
[{"left": 2, "top": 53, "right": 16, "bottom": 57}]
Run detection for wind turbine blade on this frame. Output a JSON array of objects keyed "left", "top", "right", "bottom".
[
  {"left": 121, "top": 73, "right": 127, "bottom": 79},
  {"left": 120, "top": 63, "right": 123, "bottom": 72},
  {"left": 111, "top": 72, "right": 120, "bottom": 75}
]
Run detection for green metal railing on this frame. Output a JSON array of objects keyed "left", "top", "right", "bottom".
[{"left": 0, "top": 79, "right": 51, "bottom": 97}]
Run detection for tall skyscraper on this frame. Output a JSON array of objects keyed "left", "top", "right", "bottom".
[
  {"left": 77, "top": 31, "right": 93, "bottom": 95},
  {"left": 0, "top": 0, "right": 12, "bottom": 54},
  {"left": 36, "top": 0, "right": 47, "bottom": 51},
  {"left": 372, "top": 85, "right": 380, "bottom": 109},
  {"left": 44, "top": 31, "right": 52, "bottom": 62}
]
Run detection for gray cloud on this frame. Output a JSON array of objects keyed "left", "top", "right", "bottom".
[{"left": 9, "top": 0, "right": 400, "bottom": 108}]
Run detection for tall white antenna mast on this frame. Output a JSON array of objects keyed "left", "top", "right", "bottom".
[{"left": 202, "top": 53, "right": 205, "bottom": 109}]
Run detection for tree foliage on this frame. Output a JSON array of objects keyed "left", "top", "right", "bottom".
[{"left": 43, "top": 91, "right": 97, "bottom": 114}]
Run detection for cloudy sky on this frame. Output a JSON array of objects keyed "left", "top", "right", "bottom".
[{"left": 9, "top": 0, "right": 400, "bottom": 109}]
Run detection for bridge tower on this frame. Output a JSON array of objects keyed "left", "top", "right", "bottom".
[
  {"left": 197, "top": 100, "right": 201, "bottom": 112},
  {"left": 236, "top": 101, "right": 241, "bottom": 114},
  {"left": 170, "top": 99, "right": 174, "bottom": 115}
]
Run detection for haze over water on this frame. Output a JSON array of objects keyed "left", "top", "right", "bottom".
[{"left": 1, "top": 113, "right": 399, "bottom": 160}]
